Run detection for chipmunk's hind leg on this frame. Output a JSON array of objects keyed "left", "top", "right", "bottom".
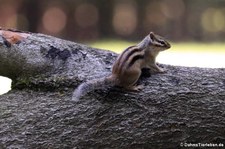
[{"left": 119, "top": 67, "right": 143, "bottom": 92}]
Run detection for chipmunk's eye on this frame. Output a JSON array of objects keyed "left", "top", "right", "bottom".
[
  {"left": 158, "top": 40, "right": 165, "bottom": 45},
  {"left": 154, "top": 39, "right": 166, "bottom": 47}
]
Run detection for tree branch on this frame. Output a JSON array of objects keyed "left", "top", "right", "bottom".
[{"left": 0, "top": 29, "right": 225, "bottom": 148}]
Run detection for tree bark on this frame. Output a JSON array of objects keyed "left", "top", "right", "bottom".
[{"left": 0, "top": 29, "right": 225, "bottom": 149}]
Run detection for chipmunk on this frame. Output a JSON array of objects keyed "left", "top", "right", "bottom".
[{"left": 72, "top": 32, "right": 171, "bottom": 101}]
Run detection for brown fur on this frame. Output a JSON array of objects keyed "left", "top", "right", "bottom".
[{"left": 72, "top": 32, "right": 171, "bottom": 101}]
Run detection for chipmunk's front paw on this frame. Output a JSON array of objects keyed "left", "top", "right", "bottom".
[
  {"left": 134, "top": 85, "right": 144, "bottom": 91},
  {"left": 125, "top": 85, "right": 144, "bottom": 92},
  {"left": 158, "top": 68, "right": 167, "bottom": 73}
]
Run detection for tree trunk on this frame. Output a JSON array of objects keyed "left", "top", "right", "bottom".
[{"left": 0, "top": 29, "right": 225, "bottom": 149}]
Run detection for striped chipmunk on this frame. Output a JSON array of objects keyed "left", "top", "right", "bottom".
[{"left": 72, "top": 32, "right": 171, "bottom": 101}]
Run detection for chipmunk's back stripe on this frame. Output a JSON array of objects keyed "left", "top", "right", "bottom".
[
  {"left": 121, "top": 47, "right": 142, "bottom": 67},
  {"left": 128, "top": 54, "right": 144, "bottom": 67},
  {"left": 117, "top": 45, "right": 136, "bottom": 69},
  {"left": 116, "top": 46, "right": 135, "bottom": 68}
]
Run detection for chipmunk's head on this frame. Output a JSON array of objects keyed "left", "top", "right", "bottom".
[{"left": 149, "top": 32, "right": 171, "bottom": 51}]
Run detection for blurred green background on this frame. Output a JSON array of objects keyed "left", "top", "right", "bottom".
[{"left": 0, "top": 0, "right": 225, "bottom": 94}]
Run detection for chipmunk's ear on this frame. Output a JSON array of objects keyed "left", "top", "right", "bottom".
[{"left": 149, "top": 32, "right": 156, "bottom": 41}]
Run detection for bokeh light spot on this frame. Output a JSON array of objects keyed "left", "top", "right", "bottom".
[
  {"left": 113, "top": 2, "right": 137, "bottom": 36},
  {"left": 213, "top": 10, "right": 225, "bottom": 31},
  {"left": 0, "top": 4, "right": 17, "bottom": 28},
  {"left": 201, "top": 8, "right": 225, "bottom": 33},
  {"left": 42, "top": 7, "right": 67, "bottom": 33}
]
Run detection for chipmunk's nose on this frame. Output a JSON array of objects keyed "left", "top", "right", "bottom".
[{"left": 167, "top": 42, "right": 171, "bottom": 49}]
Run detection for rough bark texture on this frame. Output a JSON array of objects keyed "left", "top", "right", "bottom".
[{"left": 0, "top": 29, "right": 225, "bottom": 149}]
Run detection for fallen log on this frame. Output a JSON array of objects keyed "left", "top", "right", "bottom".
[{"left": 0, "top": 29, "right": 225, "bottom": 148}]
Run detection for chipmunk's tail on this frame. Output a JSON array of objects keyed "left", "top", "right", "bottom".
[{"left": 72, "top": 75, "right": 115, "bottom": 101}]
